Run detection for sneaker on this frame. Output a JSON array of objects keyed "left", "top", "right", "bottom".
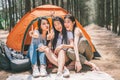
[
  {"left": 40, "top": 67, "right": 47, "bottom": 77},
  {"left": 55, "top": 72, "right": 63, "bottom": 80},
  {"left": 63, "top": 68, "right": 70, "bottom": 78},
  {"left": 32, "top": 66, "right": 40, "bottom": 78}
]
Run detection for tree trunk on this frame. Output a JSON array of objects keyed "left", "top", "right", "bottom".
[
  {"left": 47, "top": 0, "right": 50, "bottom": 4},
  {"left": 78, "top": 0, "right": 80, "bottom": 21},
  {"left": 114, "top": 0, "right": 118, "bottom": 33},
  {"left": 32, "top": 0, "right": 36, "bottom": 8},
  {"left": 42, "top": 0, "right": 46, "bottom": 5},
  {"left": 55, "top": 0, "right": 59, "bottom": 6},
  {"left": 96, "top": 0, "right": 105, "bottom": 27},
  {"left": 69, "top": 0, "right": 72, "bottom": 13},
  {"left": 1, "top": 0, "right": 5, "bottom": 18},
  {"left": 25, "top": 0, "right": 31, "bottom": 14},
  {"left": 12, "top": 0, "right": 15, "bottom": 27},
  {"left": 74, "top": 0, "right": 78, "bottom": 18},
  {"left": 105, "top": 0, "right": 111, "bottom": 30},
  {"left": 8, "top": 0, "right": 12, "bottom": 32},
  {"left": 100, "top": 0, "right": 105, "bottom": 27},
  {"left": 15, "top": 0, "right": 18, "bottom": 23},
  {"left": 20, "top": 0, "right": 23, "bottom": 17},
  {"left": 1, "top": 0, "right": 5, "bottom": 28},
  {"left": 71, "top": 0, "right": 74, "bottom": 15},
  {"left": 52, "top": 0, "right": 55, "bottom": 5},
  {"left": 118, "top": 0, "right": 120, "bottom": 35},
  {"left": 67, "top": 0, "right": 70, "bottom": 11},
  {"left": 61, "top": 0, "right": 64, "bottom": 8},
  {"left": 4, "top": 0, "right": 7, "bottom": 29},
  {"left": 112, "top": 0, "right": 115, "bottom": 32}
]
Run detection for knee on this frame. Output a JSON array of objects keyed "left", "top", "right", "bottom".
[
  {"left": 58, "top": 50, "right": 65, "bottom": 55},
  {"left": 80, "top": 39, "right": 87, "bottom": 45}
]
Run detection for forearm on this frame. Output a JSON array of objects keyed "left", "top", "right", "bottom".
[
  {"left": 74, "top": 31, "right": 80, "bottom": 61},
  {"left": 63, "top": 44, "right": 73, "bottom": 49},
  {"left": 74, "top": 43, "right": 80, "bottom": 61}
]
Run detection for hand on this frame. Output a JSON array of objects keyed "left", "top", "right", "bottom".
[
  {"left": 29, "top": 26, "right": 34, "bottom": 37},
  {"left": 54, "top": 44, "right": 64, "bottom": 54},
  {"left": 75, "top": 61, "right": 82, "bottom": 72},
  {"left": 37, "top": 45, "right": 47, "bottom": 52},
  {"left": 29, "top": 30, "right": 34, "bottom": 37},
  {"left": 47, "top": 29, "right": 54, "bottom": 40}
]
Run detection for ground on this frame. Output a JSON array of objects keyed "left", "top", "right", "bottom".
[{"left": 0, "top": 24, "right": 120, "bottom": 80}]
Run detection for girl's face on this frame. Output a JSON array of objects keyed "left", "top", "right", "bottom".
[
  {"left": 54, "top": 21, "right": 62, "bottom": 32},
  {"left": 64, "top": 18, "right": 74, "bottom": 31},
  {"left": 41, "top": 19, "right": 49, "bottom": 32}
]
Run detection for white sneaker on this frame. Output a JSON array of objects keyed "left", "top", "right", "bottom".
[
  {"left": 55, "top": 72, "right": 63, "bottom": 80},
  {"left": 40, "top": 67, "right": 47, "bottom": 77},
  {"left": 32, "top": 66, "right": 40, "bottom": 78},
  {"left": 63, "top": 68, "right": 70, "bottom": 78}
]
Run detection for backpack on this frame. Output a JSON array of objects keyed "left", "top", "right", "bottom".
[
  {"left": 4, "top": 45, "right": 31, "bottom": 72},
  {"left": 0, "top": 40, "right": 10, "bottom": 70},
  {"left": 0, "top": 40, "right": 31, "bottom": 72}
]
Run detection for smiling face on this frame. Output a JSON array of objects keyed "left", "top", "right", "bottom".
[
  {"left": 41, "top": 19, "right": 49, "bottom": 32},
  {"left": 53, "top": 21, "right": 62, "bottom": 32},
  {"left": 64, "top": 18, "right": 75, "bottom": 31}
]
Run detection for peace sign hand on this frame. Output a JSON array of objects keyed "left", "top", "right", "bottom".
[
  {"left": 47, "top": 29, "right": 54, "bottom": 40},
  {"left": 29, "top": 26, "right": 34, "bottom": 37}
]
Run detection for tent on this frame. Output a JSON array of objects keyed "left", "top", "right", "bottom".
[{"left": 6, "top": 4, "right": 95, "bottom": 53}]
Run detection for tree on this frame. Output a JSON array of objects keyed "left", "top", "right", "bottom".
[
  {"left": 114, "top": 0, "right": 118, "bottom": 33},
  {"left": 60, "top": 0, "right": 64, "bottom": 8},
  {"left": 52, "top": 0, "right": 55, "bottom": 5},
  {"left": 42, "top": 0, "right": 46, "bottom": 5},
  {"left": 55, "top": 0, "right": 59, "bottom": 6},
  {"left": 100, "top": 0, "right": 105, "bottom": 27},
  {"left": 32, "top": 0, "right": 36, "bottom": 8},
  {"left": 118, "top": 0, "right": 120, "bottom": 35},
  {"left": 111, "top": 0, "right": 115, "bottom": 32},
  {"left": 96, "top": 0, "right": 105, "bottom": 27},
  {"left": 8, "top": 0, "right": 12, "bottom": 32},
  {"left": 67, "top": 0, "right": 70, "bottom": 11},
  {"left": 105, "top": 0, "right": 111, "bottom": 30},
  {"left": 5, "top": 0, "right": 8, "bottom": 29},
  {"left": 25, "top": 0, "right": 31, "bottom": 14},
  {"left": 14, "top": 0, "right": 18, "bottom": 23}
]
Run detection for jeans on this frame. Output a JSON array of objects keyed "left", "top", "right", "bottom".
[{"left": 27, "top": 43, "right": 46, "bottom": 65}]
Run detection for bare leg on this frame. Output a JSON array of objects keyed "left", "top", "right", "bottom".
[
  {"left": 58, "top": 50, "right": 66, "bottom": 73},
  {"left": 65, "top": 53, "right": 69, "bottom": 62},
  {"left": 44, "top": 48, "right": 58, "bottom": 66},
  {"left": 84, "top": 60, "right": 100, "bottom": 71},
  {"left": 44, "top": 48, "right": 69, "bottom": 72},
  {"left": 67, "top": 61, "right": 75, "bottom": 70}
]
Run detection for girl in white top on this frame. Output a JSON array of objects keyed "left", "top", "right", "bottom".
[{"left": 64, "top": 14, "right": 99, "bottom": 72}]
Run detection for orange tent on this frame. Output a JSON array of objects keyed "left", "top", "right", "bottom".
[{"left": 6, "top": 4, "right": 95, "bottom": 53}]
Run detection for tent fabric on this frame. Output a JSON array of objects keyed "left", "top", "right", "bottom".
[{"left": 6, "top": 4, "right": 95, "bottom": 52}]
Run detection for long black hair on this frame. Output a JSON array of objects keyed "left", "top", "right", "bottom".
[
  {"left": 52, "top": 17, "right": 68, "bottom": 50},
  {"left": 64, "top": 14, "right": 76, "bottom": 36},
  {"left": 37, "top": 17, "right": 50, "bottom": 45}
]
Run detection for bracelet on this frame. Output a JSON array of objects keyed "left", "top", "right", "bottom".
[{"left": 76, "top": 60, "right": 80, "bottom": 62}]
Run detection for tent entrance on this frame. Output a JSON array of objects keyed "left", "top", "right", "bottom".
[{"left": 21, "top": 17, "right": 41, "bottom": 53}]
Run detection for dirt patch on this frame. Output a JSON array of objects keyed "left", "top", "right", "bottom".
[{"left": 85, "top": 24, "right": 120, "bottom": 80}]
